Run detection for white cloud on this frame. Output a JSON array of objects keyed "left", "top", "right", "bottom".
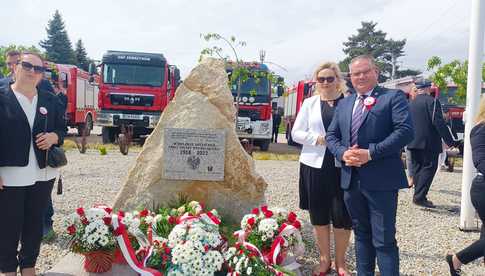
[{"left": 0, "top": 0, "right": 475, "bottom": 84}]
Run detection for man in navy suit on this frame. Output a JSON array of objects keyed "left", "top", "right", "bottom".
[{"left": 326, "top": 55, "right": 414, "bottom": 275}]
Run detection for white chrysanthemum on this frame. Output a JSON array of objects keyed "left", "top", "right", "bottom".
[
  {"left": 85, "top": 208, "right": 107, "bottom": 222},
  {"left": 177, "top": 206, "right": 186, "bottom": 214},
  {"left": 224, "top": 247, "right": 237, "bottom": 261},
  {"left": 168, "top": 225, "right": 187, "bottom": 247},
  {"left": 154, "top": 214, "right": 163, "bottom": 222},
  {"left": 144, "top": 215, "right": 154, "bottom": 224},
  {"left": 258, "top": 218, "right": 278, "bottom": 236}
]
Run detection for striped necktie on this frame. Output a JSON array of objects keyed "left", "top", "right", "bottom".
[{"left": 351, "top": 95, "right": 366, "bottom": 146}]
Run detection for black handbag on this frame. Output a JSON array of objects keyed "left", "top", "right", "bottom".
[{"left": 47, "top": 146, "right": 68, "bottom": 168}]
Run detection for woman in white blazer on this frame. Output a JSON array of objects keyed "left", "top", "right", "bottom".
[{"left": 292, "top": 62, "right": 352, "bottom": 276}]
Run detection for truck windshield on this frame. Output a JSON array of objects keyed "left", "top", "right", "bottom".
[
  {"left": 103, "top": 64, "right": 165, "bottom": 87},
  {"left": 231, "top": 77, "right": 270, "bottom": 96}
]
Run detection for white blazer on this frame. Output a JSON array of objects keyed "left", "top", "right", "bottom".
[{"left": 291, "top": 95, "right": 327, "bottom": 168}]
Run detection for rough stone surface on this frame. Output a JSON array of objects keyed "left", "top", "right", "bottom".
[{"left": 112, "top": 58, "right": 267, "bottom": 222}]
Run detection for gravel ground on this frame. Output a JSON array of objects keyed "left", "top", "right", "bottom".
[{"left": 38, "top": 150, "right": 484, "bottom": 275}]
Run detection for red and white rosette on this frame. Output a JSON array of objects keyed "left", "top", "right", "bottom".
[
  {"left": 363, "top": 96, "right": 377, "bottom": 110},
  {"left": 111, "top": 214, "right": 162, "bottom": 276},
  {"left": 39, "top": 106, "right": 48, "bottom": 115}
]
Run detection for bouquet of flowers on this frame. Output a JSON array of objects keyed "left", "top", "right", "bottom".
[
  {"left": 131, "top": 201, "right": 226, "bottom": 275},
  {"left": 237, "top": 206, "right": 304, "bottom": 266},
  {"left": 224, "top": 242, "right": 287, "bottom": 276},
  {"left": 65, "top": 205, "right": 117, "bottom": 273}
]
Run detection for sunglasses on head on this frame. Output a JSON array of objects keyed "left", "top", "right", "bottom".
[
  {"left": 17, "top": 61, "right": 45, "bottom": 73},
  {"left": 317, "top": 76, "right": 335, "bottom": 83}
]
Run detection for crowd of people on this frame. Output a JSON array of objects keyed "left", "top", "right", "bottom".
[
  {"left": 0, "top": 51, "right": 483, "bottom": 276},
  {"left": 292, "top": 55, "right": 483, "bottom": 276}
]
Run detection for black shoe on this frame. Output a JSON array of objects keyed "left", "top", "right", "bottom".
[
  {"left": 413, "top": 198, "right": 436, "bottom": 208},
  {"left": 445, "top": 254, "right": 461, "bottom": 276}
]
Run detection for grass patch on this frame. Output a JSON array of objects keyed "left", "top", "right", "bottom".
[
  {"left": 253, "top": 152, "right": 299, "bottom": 161},
  {"left": 62, "top": 139, "right": 142, "bottom": 152}
]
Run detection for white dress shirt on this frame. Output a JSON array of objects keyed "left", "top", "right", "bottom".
[
  {"left": 0, "top": 91, "right": 58, "bottom": 187},
  {"left": 351, "top": 89, "right": 374, "bottom": 160},
  {"left": 352, "top": 89, "right": 374, "bottom": 114}
]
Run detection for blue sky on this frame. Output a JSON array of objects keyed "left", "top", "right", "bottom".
[{"left": 1, "top": 0, "right": 474, "bottom": 84}]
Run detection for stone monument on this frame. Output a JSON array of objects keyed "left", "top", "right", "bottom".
[{"left": 112, "top": 58, "right": 267, "bottom": 222}]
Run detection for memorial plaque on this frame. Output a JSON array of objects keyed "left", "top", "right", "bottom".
[{"left": 163, "top": 128, "right": 225, "bottom": 181}]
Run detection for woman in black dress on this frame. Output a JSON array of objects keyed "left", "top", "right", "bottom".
[
  {"left": 446, "top": 96, "right": 485, "bottom": 275},
  {"left": 291, "top": 62, "right": 352, "bottom": 276}
]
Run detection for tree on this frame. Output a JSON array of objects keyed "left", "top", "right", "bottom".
[
  {"left": 40, "top": 10, "right": 76, "bottom": 65},
  {"left": 0, "top": 44, "right": 43, "bottom": 76},
  {"left": 74, "top": 39, "right": 90, "bottom": 71},
  {"left": 199, "top": 33, "right": 284, "bottom": 100},
  {"left": 339, "top": 21, "right": 408, "bottom": 81},
  {"left": 427, "top": 56, "right": 485, "bottom": 105}
]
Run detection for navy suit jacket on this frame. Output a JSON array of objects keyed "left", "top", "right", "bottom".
[{"left": 326, "top": 86, "right": 414, "bottom": 191}]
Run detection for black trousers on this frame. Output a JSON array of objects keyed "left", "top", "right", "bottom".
[
  {"left": 272, "top": 126, "right": 279, "bottom": 143},
  {"left": 409, "top": 149, "right": 439, "bottom": 202},
  {"left": 0, "top": 179, "right": 54, "bottom": 272},
  {"left": 456, "top": 175, "right": 485, "bottom": 264}
]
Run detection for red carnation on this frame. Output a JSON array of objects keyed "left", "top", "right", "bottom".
[
  {"left": 261, "top": 205, "right": 268, "bottom": 212},
  {"left": 251, "top": 208, "right": 259, "bottom": 215},
  {"left": 140, "top": 209, "right": 149, "bottom": 217},
  {"left": 104, "top": 207, "right": 113, "bottom": 214},
  {"left": 67, "top": 225, "right": 76, "bottom": 235},
  {"left": 118, "top": 210, "right": 125, "bottom": 217},
  {"left": 81, "top": 218, "right": 89, "bottom": 225},
  {"left": 204, "top": 245, "right": 210, "bottom": 252},
  {"left": 264, "top": 210, "right": 273, "bottom": 218},
  {"left": 247, "top": 217, "right": 255, "bottom": 226},
  {"left": 162, "top": 255, "right": 169, "bottom": 261},
  {"left": 168, "top": 216, "right": 177, "bottom": 224},
  {"left": 103, "top": 216, "right": 112, "bottom": 225},
  {"left": 288, "top": 212, "right": 297, "bottom": 223},
  {"left": 293, "top": 220, "right": 302, "bottom": 229},
  {"left": 76, "top": 207, "right": 85, "bottom": 217},
  {"left": 164, "top": 247, "right": 171, "bottom": 254}
]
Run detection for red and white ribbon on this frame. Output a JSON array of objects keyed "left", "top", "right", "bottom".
[
  {"left": 201, "top": 211, "right": 221, "bottom": 225},
  {"left": 233, "top": 230, "right": 246, "bottom": 243},
  {"left": 112, "top": 214, "right": 162, "bottom": 276}
]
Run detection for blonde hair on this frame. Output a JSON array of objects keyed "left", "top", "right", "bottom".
[
  {"left": 313, "top": 61, "right": 348, "bottom": 93},
  {"left": 475, "top": 95, "right": 485, "bottom": 124}
]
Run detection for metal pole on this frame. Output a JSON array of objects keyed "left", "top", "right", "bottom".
[{"left": 460, "top": 0, "right": 485, "bottom": 230}]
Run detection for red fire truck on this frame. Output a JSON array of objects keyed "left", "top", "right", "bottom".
[
  {"left": 381, "top": 76, "right": 466, "bottom": 138},
  {"left": 283, "top": 80, "right": 314, "bottom": 146},
  {"left": 92, "top": 51, "right": 180, "bottom": 143},
  {"left": 226, "top": 62, "right": 284, "bottom": 151},
  {"left": 44, "top": 62, "right": 99, "bottom": 136}
]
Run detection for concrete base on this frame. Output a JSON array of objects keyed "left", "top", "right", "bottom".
[{"left": 45, "top": 253, "right": 137, "bottom": 276}]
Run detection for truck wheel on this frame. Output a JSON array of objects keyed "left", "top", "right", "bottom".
[
  {"left": 119, "top": 134, "right": 129, "bottom": 155},
  {"left": 260, "top": 139, "right": 270, "bottom": 151},
  {"left": 102, "top": 127, "right": 116, "bottom": 144},
  {"left": 77, "top": 115, "right": 93, "bottom": 137}
]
